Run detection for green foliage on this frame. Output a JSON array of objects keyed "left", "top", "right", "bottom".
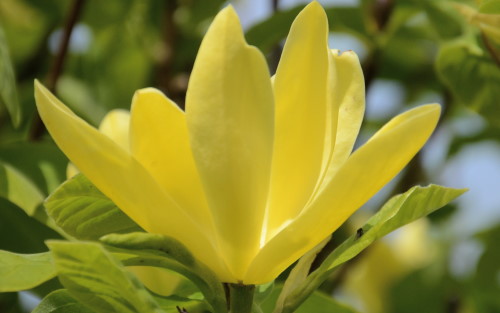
[
  {"left": 273, "top": 237, "right": 330, "bottom": 313},
  {"left": 0, "top": 25, "right": 20, "bottom": 127},
  {"left": 273, "top": 185, "right": 465, "bottom": 313},
  {"left": 0, "top": 198, "right": 60, "bottom": 253},
  {"left": 419, "top": 0, "right": 463, "bottom": 40},
  {"left": 48, "top": 241, "right": 165, "bottom": 313},
  {"left": 0, "top": 161, "right": 44, "bottom": 216},
  {"left": 101, "top": 232, "right": 227, "bottom": 313},
  {"left": 436, "top": 39, "right": 500, "bottom": 126},
  {"left": 261, "top": 285, "right": 359, "bottom": 313},
  {"left": 44, "top": 174, "right": 142, "bottom": 240},
  {"left": 323, "top": 185, "right": 465, "bottom": 272},
  {"left": 0, "top": 251, "right": 55, "bottom": 292},
  {"left": 33, "top": 289, "right": 95, "bottom": 313},
  {"left": 0, "top": 0, "right": 495, "bottom": 312},
  {"left": 0, "top": 142, "right": 67, "bottom": 195},
  {"left": 471, "top": 225, "right": 500, "bottom": 311}
]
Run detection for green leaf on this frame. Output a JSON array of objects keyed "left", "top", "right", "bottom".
[
  {"left": 0, "top": 142, "right": 67, "bottom": 195},
  {"left": 273, "top": 237, "right": 330, "bottom": 313},
  {"left": 0, "top": 251, "right": 55, "bottom": 292},
  {"left": 420, "top": 0, "right": 463, "bottom": 39},
  {"left": 33, "top": 289, "right": 95, "bottom": 313},
  {"left": 44, "top": 174, "right": 142, "bottom": 240},
  {"left": 0, "top": 24, "right": 21, "bottom": 127},
  {"left": 0, "top": 292, "right": 23, "bottom": 313},
  {"left": 323, "top": 185, "right": 465, "bottom": 271},
  {"left": 453, "top": 2, "right": 500, "bottom": 42},
  {"left": 0, "top": 198, "right": 61, "bottom": 253},
  {"left": 480, "top": 0, "right": 500, "bottom": 14},
  {"left": 436, "top": 39, "right": 500, "bottom": 126},
  {"left": 275, "top": 185, "right": 465, "bottom": 313},
  {"left": 101, "top": 232, "right": 227, "bottom": 313},
  {"left": 47, "top": 240, "right": 164, "bottom": 313},
  {"left": 261, "top": 285, "right": 359, "bottom": 313},
  {"left": 0, "top": 161, "right": 44, "bottom": 216}
]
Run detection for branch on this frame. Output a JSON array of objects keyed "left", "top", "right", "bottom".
[
  {"left": 481, "top": 31, "right": 500, "bottom": 68},
  {"left": 29, "top": 0, "right": 86, "bottom": 141}
]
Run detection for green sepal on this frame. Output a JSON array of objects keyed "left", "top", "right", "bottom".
[
  {"left": 100, "top": 232, "right": 227, "bottom": 313},
  {"left": 47, "top": 240, "right": 165, "bottom": 313}
]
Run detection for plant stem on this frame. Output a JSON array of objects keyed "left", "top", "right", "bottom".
[{"left": 229, "top": 284, "right": 255, "bottom": 313}]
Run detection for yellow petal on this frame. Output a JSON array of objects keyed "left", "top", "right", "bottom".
[
  {"left": 246, "top": 104, "right": 441, "bottom": 283},
  {"left": 266, "top": 1, "right": 331, "bottom": 237},
  {"left": 98, "top": 109, "right": 131, "bottom": 151},
  {"left": 309, "top": 50, "right": 365, "bottom": 203},
  {"left": 34, "top": 81, "right": 230, "bottom": 281},
  {"left": 129, "top": 88, "right": 219, "bottom": 256},
  {"left": 185, "top": 6, "right": 274, "bottom": 280},
  {"left": 66, "top": 163, "right": 79, "bottom": 179}
]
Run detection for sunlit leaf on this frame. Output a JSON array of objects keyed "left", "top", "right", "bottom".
[
  {"left": 0, "top": 161, "right": 44, "bottom": 216},
  {"left": 33, "top": 289, "right": 95, "bottom": 313},
  {"left": 0, "top": 251, "right": 55, "bottom": 292},
  {"left": 44, "top": 174, "right": 142, "bottom": 240},
  {"left": 48, "top": 241, "right": 164, "bottom": 313},
  {"left": 274, "top": 237, "right": 330, "bottom": 313},
  {"left": 274, "top": 185, "right": 465, "bottom": 313},
  {"left": 101, "top": 232, "right": 227, "bottom": 313}
]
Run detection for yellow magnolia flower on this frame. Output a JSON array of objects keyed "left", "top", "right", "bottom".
[
  {"left": 66, "top": 109, "right": 183, "bottom": 296},
  {"left": 34, "top": 2, "right": 440, "bottom": 284}
]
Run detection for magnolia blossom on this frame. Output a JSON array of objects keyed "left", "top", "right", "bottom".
[{"left": 35, "top": 2, "right": 440, "bottom": 284}]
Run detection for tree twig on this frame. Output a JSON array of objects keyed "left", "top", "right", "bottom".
[
  {"left": 481, "top": 31, "right": 500, "bottom": 68},
  {"left": 268, "top": 0, "right": 282, "bottom": 73},
  {"left": 29, "top": 0, "right": 86, "bottom": 141}
]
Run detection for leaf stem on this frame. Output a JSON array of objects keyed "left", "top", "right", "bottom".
[{"left": 229, "top": 284, "right": 255, "bottom": 313}]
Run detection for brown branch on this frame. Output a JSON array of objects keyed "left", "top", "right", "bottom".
[
  {"left": 268, "top": 0, "right": 282, "bottom": 74},
  {"left": 154, "top": 0, "right": 182, "bottom": 107},
  {"left": 481, "top": 31, "right": 500, "bottom": 68},
  {"left": 363, "top": 0, "right": 395, "bottom": 89},
  {"left": 272, "top": 0, "right": 279, "bottom": 12},
  {"left": 29, "top": 0, "right": 86, "bottom": 141}
]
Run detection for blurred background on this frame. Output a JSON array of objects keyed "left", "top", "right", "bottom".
[{"left": 0, "top": 0, "right": 499, "bottom": 312}]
